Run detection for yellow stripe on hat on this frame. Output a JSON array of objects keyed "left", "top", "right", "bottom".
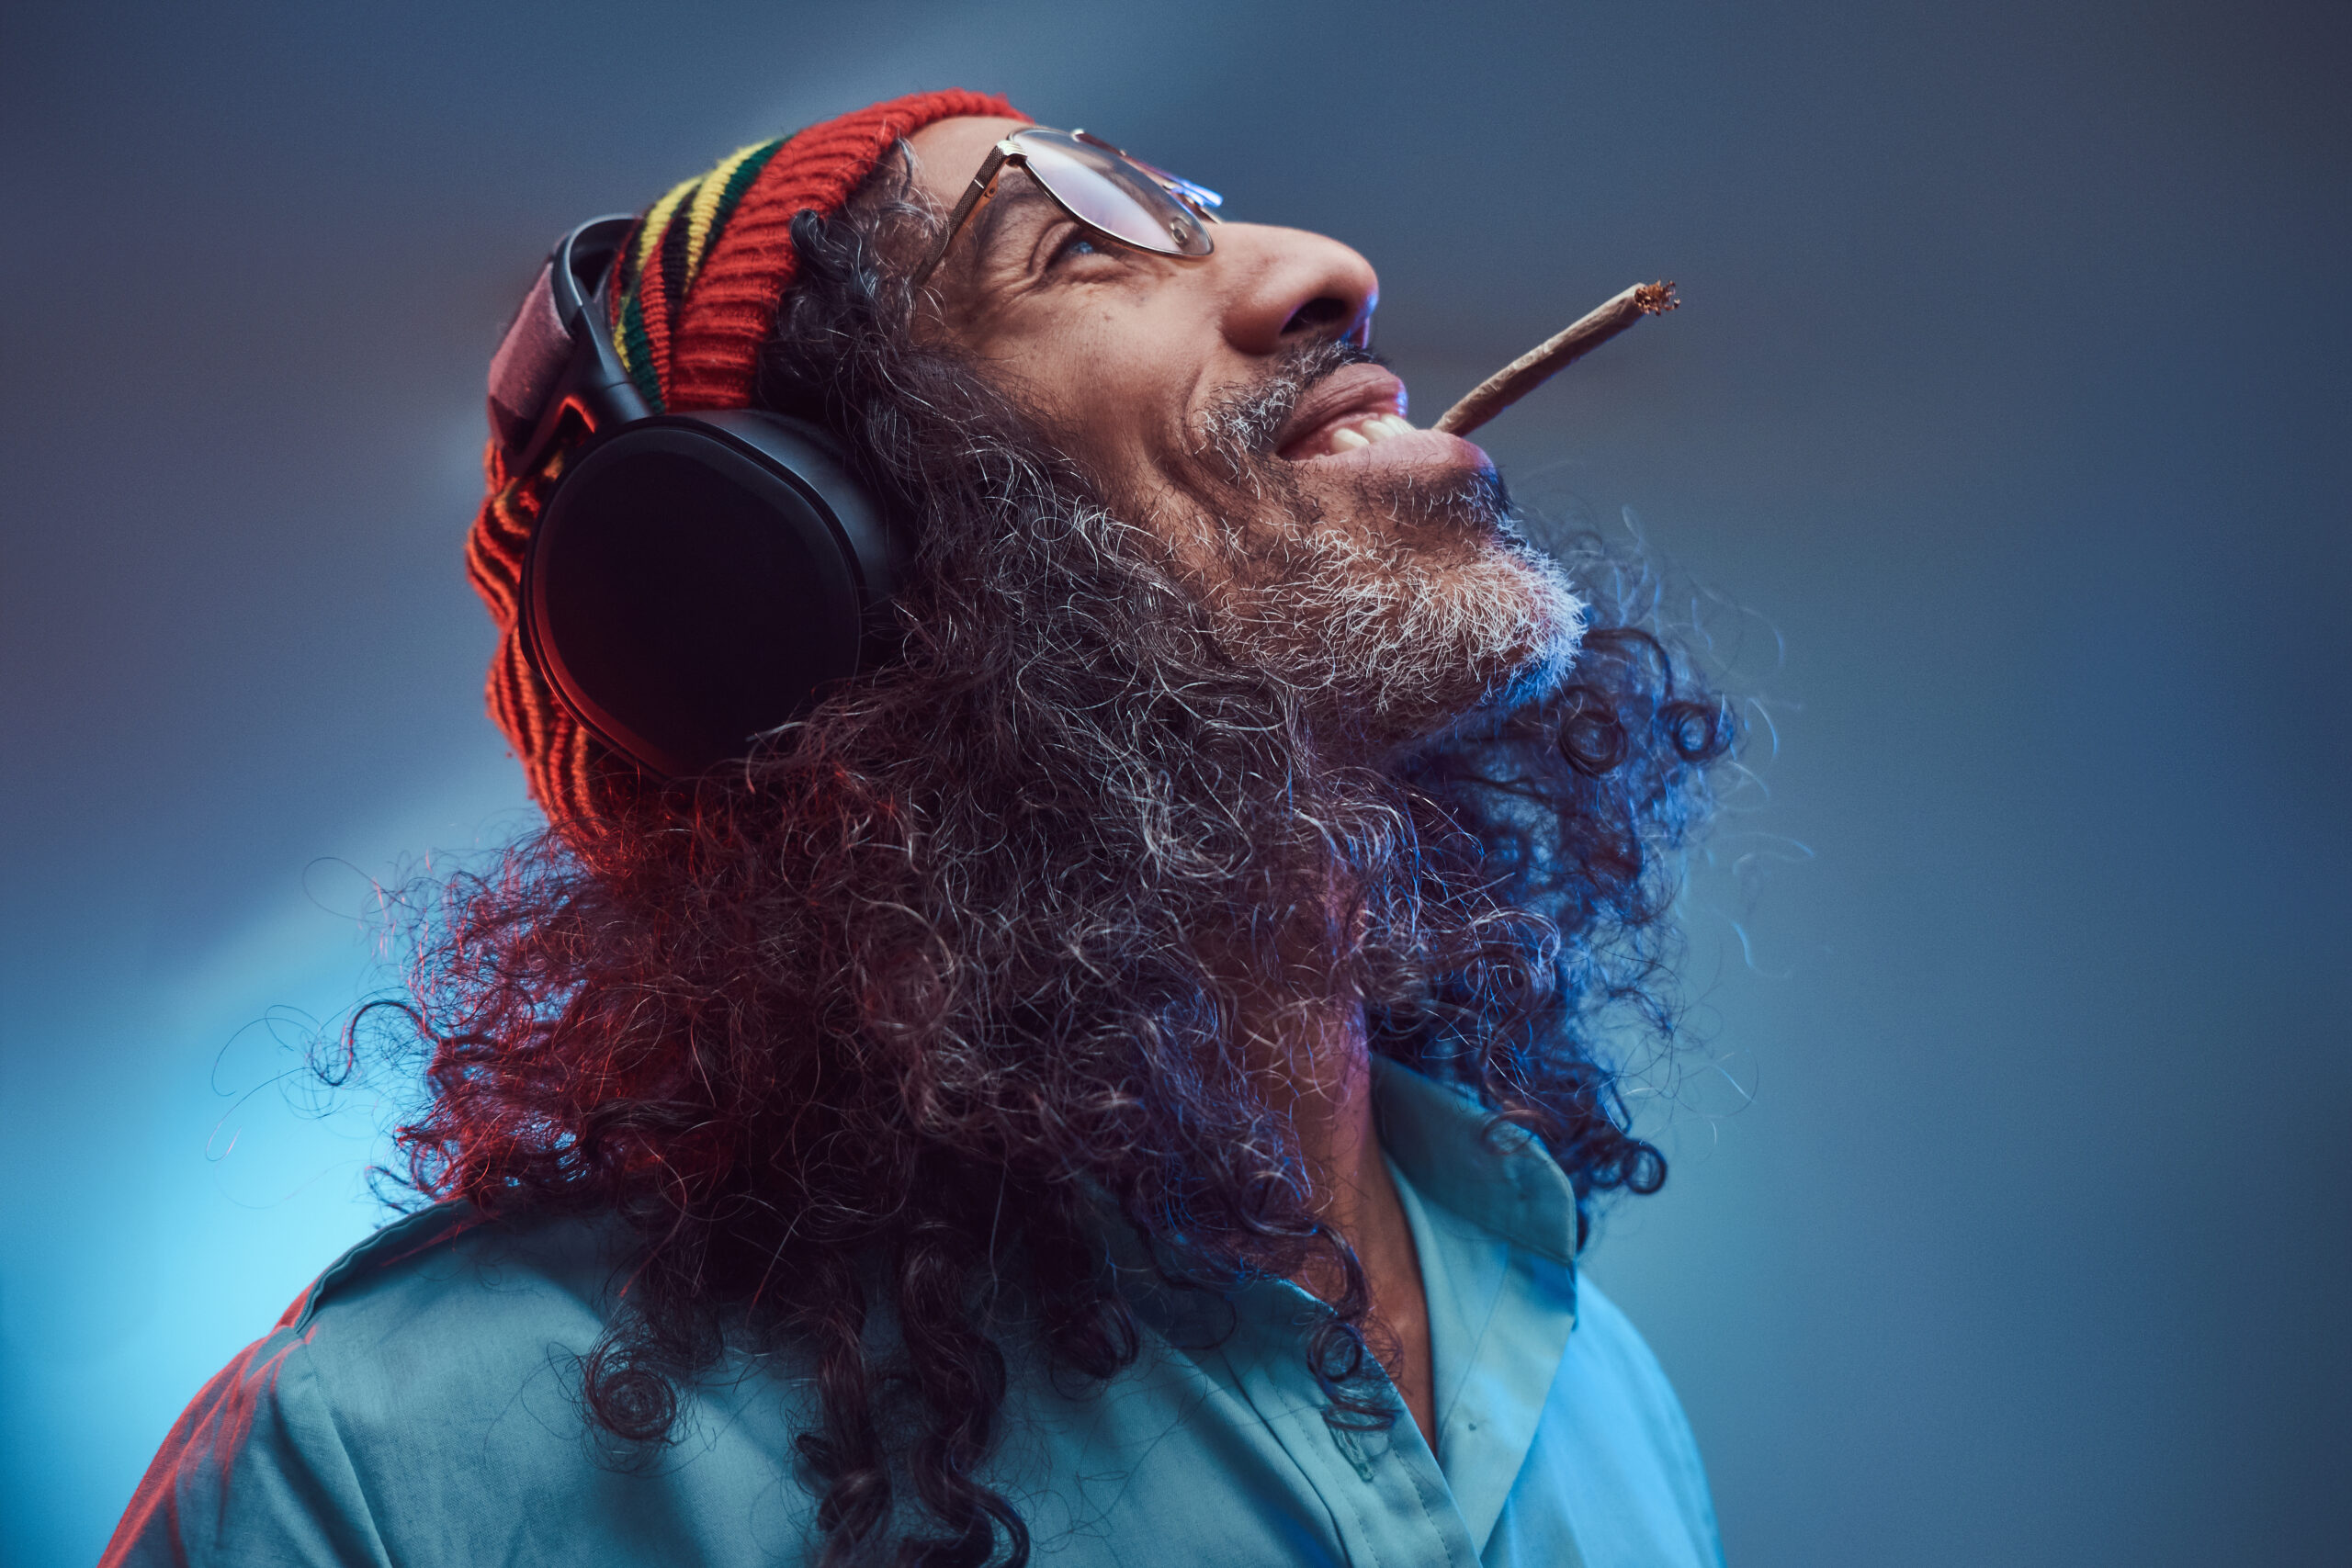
[
  {"left": 684, "top": 142, "right": 769, "bottom": 290},
  {"left": 615, "top": 175, "right": 702, "bottom": 370},
  {"left": 638, "top": 175, "right": 699, "bottom": 276}
]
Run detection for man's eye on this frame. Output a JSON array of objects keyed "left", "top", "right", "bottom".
[{"left": 1048, "top": 231, "right": 1104, "bottom": 269}]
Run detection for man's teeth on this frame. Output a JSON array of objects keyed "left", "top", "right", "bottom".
[{"left": 1326, "top": 414, "right": 1415, "bottom": 454}]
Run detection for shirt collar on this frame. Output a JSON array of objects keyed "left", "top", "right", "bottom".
[
  {"left": 1371, "top": 1056, "right": 1580, "bottom": 1266},
  {"left": 1080, "top": 1055, "right": 1583, "bottom": 1306}
]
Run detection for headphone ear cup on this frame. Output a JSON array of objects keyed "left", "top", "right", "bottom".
[{"left": 522, "top": 412, "right": 903, "bottom": 779}]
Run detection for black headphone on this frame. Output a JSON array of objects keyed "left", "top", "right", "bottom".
[{"left": 487, "top": 216, "right": 905, "bottom": 779}]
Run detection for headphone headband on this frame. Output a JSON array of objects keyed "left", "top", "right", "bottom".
[{"left": 488, "top": 217, "right": 650, "bottom": 478}]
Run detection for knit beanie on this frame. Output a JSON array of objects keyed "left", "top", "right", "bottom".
[{"left": 465, "top": 89, "right": 1023, "bottom": 824}]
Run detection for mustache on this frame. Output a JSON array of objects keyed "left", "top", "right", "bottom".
[{"left": 1198, "top": 339, "right": 1383, "bottom": 461}]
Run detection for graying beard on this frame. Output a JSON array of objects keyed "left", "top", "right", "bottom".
[{"left": 1176, "top": 355, "right": 1585, "bottom": 746}]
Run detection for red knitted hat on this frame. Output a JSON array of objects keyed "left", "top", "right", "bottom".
[{"left": 465, "top": 89, "right": 1023, "bottom": 823}]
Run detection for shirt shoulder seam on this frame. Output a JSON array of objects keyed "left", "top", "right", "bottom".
[{"left": 287, "top": 1201, "right": 484, "bottom": 1332}]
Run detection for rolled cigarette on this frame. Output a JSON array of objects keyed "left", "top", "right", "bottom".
[{"left": 1431, "top": 281, "right": 1679, "bottom": 438}]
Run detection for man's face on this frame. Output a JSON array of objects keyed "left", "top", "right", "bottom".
[{"left": 906, "top": 116, "right": 1583, "bottom": 750}]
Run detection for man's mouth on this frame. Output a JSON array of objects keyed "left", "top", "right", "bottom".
[{"left": 1272, "top": 363, "right": 1490, "bottom": 472}]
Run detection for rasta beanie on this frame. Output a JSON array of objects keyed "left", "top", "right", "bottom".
[{"left": 465, "top": 88, "right": 1023, "bottom": 825}]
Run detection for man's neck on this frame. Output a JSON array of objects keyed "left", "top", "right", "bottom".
[{"left": 1248, "top": 993, "right": 1439, "bottom": 1452}]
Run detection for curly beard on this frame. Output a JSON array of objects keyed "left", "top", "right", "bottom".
[{"left": 1181, "top": 347, "right": 1587, "bottom": 755}]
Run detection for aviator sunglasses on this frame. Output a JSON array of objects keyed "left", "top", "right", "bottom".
[{"left": 910, "top": 126, "right": 1223, "bottom": 289}]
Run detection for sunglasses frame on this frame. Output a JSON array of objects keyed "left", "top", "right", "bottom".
[{"left": 910, "top": 127, "right": 1222, "bottom": 291}]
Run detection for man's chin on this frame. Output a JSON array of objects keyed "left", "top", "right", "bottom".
[
  {"left": 1182, "top": 446, "right": 1584, "bottom": 754},
  {"left": 1484, "top": 581, "right": 1587, "bottom": 712},
  {"left": 1391, "top": 546, "right": 1586, "bottom": 749},
  {"left": 1301, "top": 532, "right": 1588, "bottom": 759}
]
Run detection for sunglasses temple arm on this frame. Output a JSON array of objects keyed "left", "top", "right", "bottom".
[{"left": 910, "top": 145, "right": 1013, "bottom": 291}]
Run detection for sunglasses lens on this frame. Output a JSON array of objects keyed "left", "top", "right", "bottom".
[{"left": 1015, "top": 130, "right": 1214, "bottom": 258}]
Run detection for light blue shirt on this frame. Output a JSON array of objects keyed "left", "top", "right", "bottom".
[{"left": 107, "top": 1062, "right": 1722, "bottom": 1566}]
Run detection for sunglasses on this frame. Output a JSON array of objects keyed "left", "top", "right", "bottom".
[{"left": 910, "top": 126, "right": 1223, "bottom": 290}]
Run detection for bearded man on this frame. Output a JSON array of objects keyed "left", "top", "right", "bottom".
[{"left": 107, "top": 91, "right": 1735, "bottom": 1568}]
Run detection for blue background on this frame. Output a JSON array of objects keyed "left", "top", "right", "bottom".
[{"left": 3, "top": 2, "right": 2346, "bottom": 1562}]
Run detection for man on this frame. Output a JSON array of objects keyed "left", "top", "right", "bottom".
[{"left": 108, "top": 90, "right": 1733, "bottom": 1567}]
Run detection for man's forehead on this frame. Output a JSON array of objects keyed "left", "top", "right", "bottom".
[{"left": 905, "top": 115, "right": 1033, "bottom": 209}]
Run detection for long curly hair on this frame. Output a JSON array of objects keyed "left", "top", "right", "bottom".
[{"left": 379, "top": 157, "right": 1736, "bottom": 1567}]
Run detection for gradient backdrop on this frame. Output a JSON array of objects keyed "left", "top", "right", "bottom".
[{"left": 4, "top": 2, "right": 2346, "bottom": 1563}]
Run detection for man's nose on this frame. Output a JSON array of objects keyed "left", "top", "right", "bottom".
[{"left": 1214, "top": 223, "right": 1380, "bottom": 356}]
